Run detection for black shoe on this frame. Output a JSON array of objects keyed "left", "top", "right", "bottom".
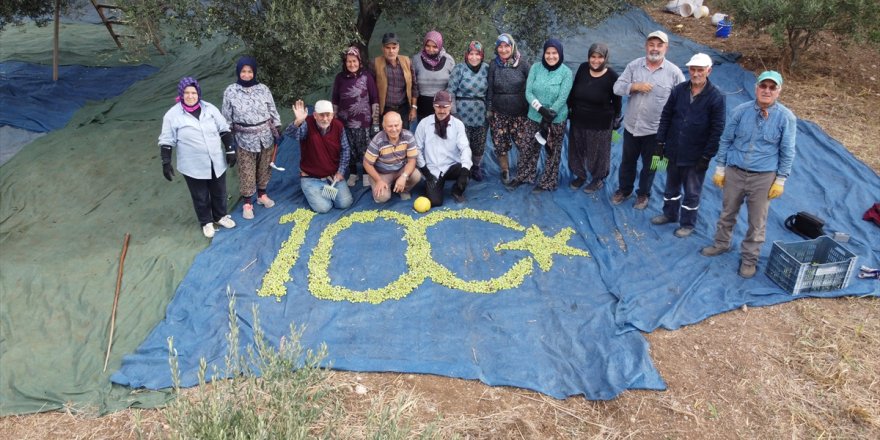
[
  {"left": 471, "top": 165, "right": 484, "bottom": 182},
  {"left": 569, "top": 177, "right": 586, "bottom": 189}
]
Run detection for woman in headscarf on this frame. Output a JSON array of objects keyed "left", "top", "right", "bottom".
[
  {"left": 221, "top": 56, "right": 282, "bottom": 220},
  {"left": 486, "top": 33, "right": 531, "bottom": 184},
  {"left": 517, "top": 38, "right": 573, "bottom": 192},
  {"left": 447, "top": 40, "right": 489, "bottom": 181},
  {"left": 412, "top": 30, "right": 455, "bottom": 122},
  {"left": 567, "top": 43, "right": 621, "bottom": 193},
  {"left": 331, "top": 45, "right": 379, "bottom": 187},
  {"left": 160, "top": 77, "right": 237, "bottom": 238}
]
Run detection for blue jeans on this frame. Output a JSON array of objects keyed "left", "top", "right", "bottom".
[
  {"left": 618, "top": 130, "right": 657, "bottom": 197},
  {"left": 300, "top": 177, "right": 353, "bottom": 213},
  {"left": 662, "top": 164, "right": 707, "bottom": 228}
]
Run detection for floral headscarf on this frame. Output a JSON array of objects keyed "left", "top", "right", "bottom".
[
  {"left": 176, "top": 76, "right": 201, "bottom": 112},
  {"left": 341, "top": 46, "right": 364, "bottom": 77},
  {"left": 494, "top": 33, "right": 521, "bottom": 68}
]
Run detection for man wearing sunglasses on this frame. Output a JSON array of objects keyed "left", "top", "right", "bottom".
[{"left": 700, "top": 71, "right": 797, "bottom": 279}]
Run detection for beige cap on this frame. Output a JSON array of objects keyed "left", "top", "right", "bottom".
[
  {"left": 685, "top": 53, "right": 712, "bottom": 67},
  {"left": 314, "top": 100, "right": 333, "bottom": 114},
  {"left": 647, "top": 30, "right": 669, "bottom": 43}
]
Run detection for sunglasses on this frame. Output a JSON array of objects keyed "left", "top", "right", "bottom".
[{"left": 758, "top": 83, "right": 779, "bottom": 91}]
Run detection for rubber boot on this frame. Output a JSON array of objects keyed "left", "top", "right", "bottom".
[
  {"left": 471, "top": 155, "right": 484, "bottom": 181},
  {"left": 498, "top": 153, "right": 510, "bottom": 184}
]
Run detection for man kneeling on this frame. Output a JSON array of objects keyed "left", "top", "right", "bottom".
[
  {"left": 415, "top": 91, "right": 472, "bottom": 205},
  {"left": 363, "top": 111, "right": 421, "bottom": 203}
]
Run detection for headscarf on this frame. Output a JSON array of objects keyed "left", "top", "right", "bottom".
[
  {"left": 420, "top": 30, "right": 448, "bottom": 71},
  {"left": 176, "top": 76, "right": 201, "bottom": 112},
  {"left": 494, "top": 33, "right": 521, "bottom": 68},
  {"left": 236, "top": 56, "right": 258, "bottom": 87},
  {"left": 587, "top": 43, "right": 609, "bottom": 72},
  {"left": 541, "top": 39, "right": 564, "bottom": 72},
  {"left": 341, "top": 46, "right": 364, "bottom": 77},
  {"left": 465, "top": 40, "right": 484, "bottom": 73}
]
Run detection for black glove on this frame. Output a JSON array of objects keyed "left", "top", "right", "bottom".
[
  {"left": 419, "top": 166, "right": 437, "bottom": 186},
  {"left": 225, "top": 145, "right": 237, "bottom": 167},
  {"left": 160, "top": 145, "right": 174, "bottom": 181},
  {"left": 455, "top": 167, "right": 469, "bottom": 193},
  {"left": 538, "top": 106, "right": 557, "bottom": 122},
  {"left": 612, "top": 115, "right": 622, "bottom": 130},
  {"left": 695, "top": 156, "right": 711, "bottom": 173},
  {"left": 655, "top": 141, "right": 666, "bottom": 157}
]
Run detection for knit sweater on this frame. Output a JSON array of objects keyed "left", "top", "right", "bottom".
[
  {"left": 486, "top": 59, "right": 531, "bottom": 117},
  {"left": 525, "top": 62, "right": 573, "bottom": 124},
  {"left": 412, "top": 52, "right": 455, "bottom": 98}
]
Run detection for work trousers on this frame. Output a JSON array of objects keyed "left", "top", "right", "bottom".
[
  {"left": 662, "top": 164, "right": 707, "bottom": 228},
  {"left": 711, "top": 166, "right": 776, "bottom": 265},
  {"left": 618, "top": 130, "right": 658, "bottom": 197}
]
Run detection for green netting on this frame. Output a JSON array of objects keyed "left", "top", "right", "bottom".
[{"left": 0, "top": 22, "right": 250, "bottom": 415}]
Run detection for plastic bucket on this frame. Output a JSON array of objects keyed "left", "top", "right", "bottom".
[
  {"left": 711, "top": 13, "right": 727, "bottom": 25},
  {"left": 694, "top": 5, "right": 709, "bottom": 19},
  {"left": 715, "top": 20, "right": 732, "bottom": 38}
]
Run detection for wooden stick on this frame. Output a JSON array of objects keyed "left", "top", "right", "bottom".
[{"left": 103, "top": 233, "right": 131, "bottom": 372}]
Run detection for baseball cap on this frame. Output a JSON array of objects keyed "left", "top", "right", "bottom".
[
  {"left": 381, "top": 32, "right": 400, "bottom": 45},
  {"left": 433, "top": 90, "right": 452, "bottom": 106},
  {"left": 756, "top": 70, "right": 783, "bottom": 86},
  {"left": 647, "top": 30, "right": 669, "bottom": 43},
  {"left": 685, "top": 53, "right": 712, "bottom": 67},
  {"left": 314, "top": 100, "right": 333, "bottom": 114}
]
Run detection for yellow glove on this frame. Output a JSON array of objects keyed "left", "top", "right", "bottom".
[
  {"left": 769, "top": 183, "right": 785, "bottom": 199},
  {"left": 712, "top": 168, "right": 725, "bottom": 188}
]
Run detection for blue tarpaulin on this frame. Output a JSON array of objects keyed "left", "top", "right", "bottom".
[{"left": 111, "top": 10, "right": 879, "bottom": 400}]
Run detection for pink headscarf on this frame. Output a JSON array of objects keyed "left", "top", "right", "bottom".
[{"left": 420, "top": 30, "right": 447, "bottom": 69}]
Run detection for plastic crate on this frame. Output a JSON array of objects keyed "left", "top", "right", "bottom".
[{"left": 765, "top": 236, "right": 857, "bottom": 295}]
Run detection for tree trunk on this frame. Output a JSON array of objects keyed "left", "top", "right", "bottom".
[
  {"left": 356, "top": 0, "right": 382, "bottom": 60},
  {"left": 53, "top": 0, "right": 60, "bottom": 81}
]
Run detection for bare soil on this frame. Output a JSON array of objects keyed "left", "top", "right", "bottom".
[{"left": 2, "top": 4, "right": 878, "bottom": 439}]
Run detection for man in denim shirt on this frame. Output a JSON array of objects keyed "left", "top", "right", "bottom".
[{"left": 700, "top": 71, "right": 797, "bottom": 278}]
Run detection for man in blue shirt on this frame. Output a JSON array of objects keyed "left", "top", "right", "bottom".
[{"left": 700, "top": 71, "right": 797, "bottom": 278}]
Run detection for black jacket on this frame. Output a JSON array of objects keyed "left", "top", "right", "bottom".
[{"left": 657, "top": 78, "right": 726, "bottom": 165}]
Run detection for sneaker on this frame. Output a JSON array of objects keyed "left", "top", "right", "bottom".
[
  {"left": 611, "top": 190, "right": 630, "bottom": 205},
  {"left": 452, "top": 192, "right": 465, "bottom": 203},
  {"left": 257, "top": 194, "right": 275, "bottom": 208},
  {"left": 569, "top": 177, "right": 586, "bottom": 189},
  {"left": 583, "top": 180, "right": 604, "bottom": 194},
  {"left": 633, "top": 195, "right": 649, "bottom": 210},
  {"left": 216, "top": 215, "right": 236, "bottom": 229},
  {"left": 501, "top": 169, "right": 510, "bottom": 185},
  {"left": 674, "top": 227, "right": 694, "bottom": 238},
  {"left": 242, "top": 203, "right": 254, "bottom": 220},
  {"left": 400, "top": 191, "right": 412, "bottom": 201},
  {"left": 651, "top": 214, "right": 674, "bottom": 225},
  {"left": 202, "top": 223, "right": 215, "bottom": 238},
  {"left": 739, "top": 261, "right": 757, "bottom": 278},
  {"left": 347, "top": 174, "right": 358, "bottom": 187},
  {"left": 700, "top": 244, "right": 730, "bottom": 257}
]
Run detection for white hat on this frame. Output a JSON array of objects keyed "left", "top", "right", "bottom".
[
  {"left": 685, "top": 53, "right": 712, "bottom": 67},
  {"left": 314, "top": 100, "right": 333, "bottom": 114},
  {"left": 647, "top": 30, "right": 669, "bottom": 43}
]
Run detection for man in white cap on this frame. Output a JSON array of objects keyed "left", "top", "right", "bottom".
[
  {"left": 651, "top": 53, "right": 726, "bottom": 238},
  {"left": 701, "top": 70, "right": 797, "bottom": 278},
  {"left": 612, "top": 30, "right": 685, "bottom": 210},
  {"left": 415, "top": 90, "right": 472, "bottom": 205},
  {"left": 284, "top": 99, "right": 354, "bottom": 213}
]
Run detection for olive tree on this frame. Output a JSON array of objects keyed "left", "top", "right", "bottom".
[
  {"left": 718, "top": 0, "right": 880, "bottom": 69},
  {"left": 117, "top": 0, "right": 625, "bottom": 103}
]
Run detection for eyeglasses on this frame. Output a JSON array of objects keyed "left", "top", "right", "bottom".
[
  {"left": 758, "top": 83, "right": 779, "bottom": 91},
  {"left": 433, "top": 104, "right": 451, "bottom": 108}
]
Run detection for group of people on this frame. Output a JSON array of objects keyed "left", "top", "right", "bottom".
[{"left": 158, "top": 29, "right": 797, "bottom": 278}]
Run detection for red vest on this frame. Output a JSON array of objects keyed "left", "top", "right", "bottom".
[{"left": 300, "top": 116, "right": 343, "bottom": 177}]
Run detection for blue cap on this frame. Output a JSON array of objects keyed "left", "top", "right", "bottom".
[{"left": 756, "top": 70, "right": 783, "bottom": 86}]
